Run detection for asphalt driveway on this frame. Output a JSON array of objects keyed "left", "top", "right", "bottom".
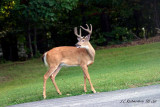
[{"left": 8, "top": 84, "right": 160, "bottom": 107}]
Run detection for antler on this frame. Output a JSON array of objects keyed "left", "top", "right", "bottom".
[
  {"left": 74, "top": 27, "right": 82, "bottom": 38},
  {"left": 80, "top": 24, "right": 92, "bottom": 35}
]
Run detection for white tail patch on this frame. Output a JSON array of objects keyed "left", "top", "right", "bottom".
[{"left": 44, "top": 52, "right": 48, "bottom": 66}]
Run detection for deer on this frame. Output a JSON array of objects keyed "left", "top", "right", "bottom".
[{"left": 42, "top": 24, "right": 96, "bottom": 99}]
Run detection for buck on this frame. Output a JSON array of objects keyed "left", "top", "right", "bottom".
[{"left": 42, "top": 24, "right": 96, "bottom": 99}]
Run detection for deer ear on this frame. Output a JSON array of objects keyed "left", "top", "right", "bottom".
[{"left": 85, "top": 35, "right": 90, "bottom": 41}]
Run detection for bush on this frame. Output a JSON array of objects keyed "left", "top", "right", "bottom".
[
  {"left": 91, "top": 27, "right": 134, "bottom": 46},
  {"left": 91, "top": 28, "right": 107, "bottom": 47},
  {"left": 0, "top": 57, "right": 6, "bottom": 63},
  {"left": 105, "top": 27, "right": 134, "bottom": 45},
  {"left": 34, "top": 51, "right": 41, "bottom": 58}
]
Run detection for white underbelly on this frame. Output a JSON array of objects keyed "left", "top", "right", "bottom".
[
  {"left": 60, "top": 63, "right": 78, "bottom": 67},
  {"left": 60, "top": 61, "right": 93, "bottom": 67}
]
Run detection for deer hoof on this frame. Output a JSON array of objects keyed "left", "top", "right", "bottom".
[
  {"left": 84, "top": 90, "right": 87, "bottom": 93},
  {"left": 43, "top": 95, "right": 46, "bottom": 99},
  {"left": 93, "top": 90, "right": 96, "bottom": 93},
  {"left": 58, "top": 92, "right": 62, "bottom": 95}
]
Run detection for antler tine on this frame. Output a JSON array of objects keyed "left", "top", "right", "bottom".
[
  {"left": 80, "top": 25, "right": 88, "bottom": 31},
  {"left": 74, "top": 27, "right": 82, "bottom": 38},
  {"left": 79, "top": 27, "right": 81, "bottom": 37},
  {"left": 86, "top": 24, "right": 89, "bottom": 29},
  {"left": 90, "top": 24, "right": 92, "bottom": 33},
  {"left": 80, "top": 24, "right": 92, "bottom": 34}
]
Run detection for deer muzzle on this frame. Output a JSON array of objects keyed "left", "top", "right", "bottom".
[{"left": 75, "top": 44, "right": 81, "bottom": 48}]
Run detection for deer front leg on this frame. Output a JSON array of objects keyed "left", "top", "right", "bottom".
[
  {"left": 50, "top": 66, "right": 62, "bottom": 95},
  {"left": 81, "top": 65, "right": 96, "bottom": 93},
  {"left": 83, "top": 72, "right": 87, "bottom": 92},
  {"left": 43, "top": 66, "right": 58, "bottom": 99}
]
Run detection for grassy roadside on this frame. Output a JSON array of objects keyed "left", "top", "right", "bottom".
[{"left": 0, "top": 42, "right": 160, "bottom": 106}]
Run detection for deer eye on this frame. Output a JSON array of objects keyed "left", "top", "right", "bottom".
[{"left": 82, "top": 40, "right": 85, "bottom": 42}]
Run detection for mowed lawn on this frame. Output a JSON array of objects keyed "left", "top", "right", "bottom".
[{"left": 0, "top": 42, "right": 160, "bottom": 106}]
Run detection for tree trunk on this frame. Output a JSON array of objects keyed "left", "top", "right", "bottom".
[
  {"left": 28, "top": 23, "right": 33, "bottom": 58},
  {"left": 1, "top": 34, "right": 18, "bottom": 61},
  {"left": 100, "top": 11, "right": 111, "bottom": 45},
  {"left": 133, "top": 10, "right": 140, "bottom": 37},
  {"left": 34, "top": 26, "right": 38, "bottom": 55},
  {"left": 154, "top": 0, "right": 160, "bottom": 28},
  {"left": 81, "top": 4, "right": 87, "bottom": 35},
  {"left": 100, "top": 11, "right": 111, "bottom": 32}
]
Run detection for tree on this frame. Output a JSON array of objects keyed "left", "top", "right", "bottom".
[
  {"left": 0, "top": 0, "right": 20, "bottom": 61},
  {"left": 0, "top": 0, "right": 160, "bottom": 61},
  {"left": 0, "top": 0, "right": 78, "bottom": 60}
]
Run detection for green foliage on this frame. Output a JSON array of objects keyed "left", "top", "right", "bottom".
[
  {"left": 19, "top": 0, "right": 78, "bottom": 24},
  {"left": 91, "top": 29, "right": 106, "bottom": 46},
  {"left": 0, "top": 57, "right": 6, "bottom": 63},
  {"left": 0, "top": 0, "right": 16, "bottom": 18},
  {"left": 34, "top": 51, "right": 41, "bottom": 58},
  {"left": 17, "top": 34, "right": 26, "bottom": 43},
  {"left": 91, "top": 27, "right": 134, "bottom": 46},
  {"left": 106, "top": 27, "right": 134, "bottom": 45}
]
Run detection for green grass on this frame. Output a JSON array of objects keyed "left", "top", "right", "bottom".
[{"left": 0, "top": 42, "right": 160, "bottom": 106}]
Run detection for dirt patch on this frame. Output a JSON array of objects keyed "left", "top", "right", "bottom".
[
  {"left": 0, "top": 76, "right": 11, "bottom": 82},
  {"left": 128, "top": 81, "right": 160, "bottom": 88},
  {"left": 96, "top": 35, "right": 160, "bottom": 49},
  {"left": 0, "top": 62, "right": 25, "bottom": 70}
]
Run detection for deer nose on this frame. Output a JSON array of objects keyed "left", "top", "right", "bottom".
[{"left": 75, "top": 44, "right": 81, "bottom": 47}]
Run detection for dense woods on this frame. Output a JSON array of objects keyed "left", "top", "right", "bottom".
[{"left": 0, "top": 0, "right": 160, "bottom": 61}]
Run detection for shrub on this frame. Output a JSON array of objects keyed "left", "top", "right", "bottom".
[
  {"left": 105, "top": 27, "right": 134, "bottom": 45},
  {"left": 91, "top": 28, "right": 107, "bottom": 47}
]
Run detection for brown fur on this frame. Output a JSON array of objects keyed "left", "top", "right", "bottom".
[
  {"left": 42, "top": 24, "right": 96, "bottom": 99},
  {"left": 46, "top": 46, "right": 91, "bottom": 67}
]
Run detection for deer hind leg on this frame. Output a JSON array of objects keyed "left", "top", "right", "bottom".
[
  {"left": 83, "top": 72, "right": 87, "bottom": 92},
  {"left": 81, "top": 65, "right": 96, "bottom": 93},
  {"left": 50, "top": 66, "right": 62, "bottom": 95},
  {"left": 43, "top": 65, "right": 59, "bottom": 99}
]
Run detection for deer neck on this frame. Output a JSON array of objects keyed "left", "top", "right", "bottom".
[{"left": 85, "top": 43, "right": 95, "bottom": 61}]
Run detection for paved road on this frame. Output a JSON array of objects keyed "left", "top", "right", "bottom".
[{"left": 9, "top": 85, "right": 160, "bottom": 107}]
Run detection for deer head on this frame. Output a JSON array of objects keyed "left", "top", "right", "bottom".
[{"left": 74, "top": 24, "right": 92, "bottom": 49}]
